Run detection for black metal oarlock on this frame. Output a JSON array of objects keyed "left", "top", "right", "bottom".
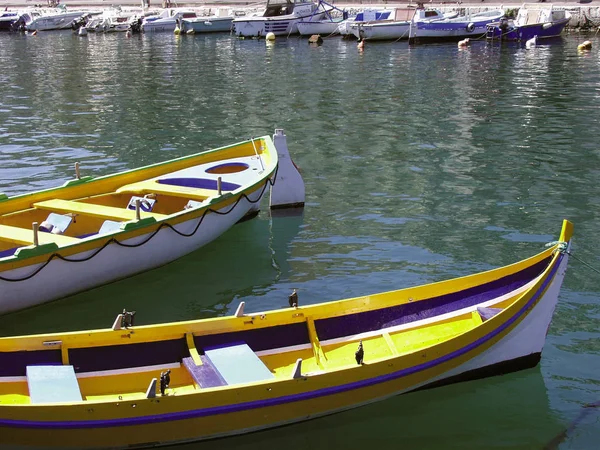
[
  {"left": 288, "top": 289, "right": 298, "bottom": 308},
  {"left": 355, "top": 341, "right": 364, "bottom": 365},
  {"left": 121, "top": 309, "right": 136, "bottom": 328},
  {"left": 160, "top": 370, "right": 171, "bottom": 396}
]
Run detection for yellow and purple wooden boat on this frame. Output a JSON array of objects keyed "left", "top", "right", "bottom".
[
  {"left": 0, "top": 129, "right": 303, "bottom": 316},
  {"left": 0, "top": 220, "right": 572, "bottom": 449}
]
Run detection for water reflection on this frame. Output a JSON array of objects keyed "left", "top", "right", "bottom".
[
  {"left": 0, "top": 211, "right": 303, "bottom": 336},
  {"left": 0, "top": 32, "right": 599, "bottom": 449},
  {"left": 171, "top": 368, "right": 560, "bottom": 450}
]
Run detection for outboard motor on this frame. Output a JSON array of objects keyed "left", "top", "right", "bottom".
[
  {"left": 10, "top": 16, "right": 27, "bottom": 33},
  {"left": 71, "top": 15, "right": 88, "bottom": 31},
  {"left": 130, "top": 16, "right": 143, "bottom": 34}
]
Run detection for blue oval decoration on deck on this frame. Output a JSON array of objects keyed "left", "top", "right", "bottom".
[{"left": 157, "top": 178, "right": 241, "bottom": 191}]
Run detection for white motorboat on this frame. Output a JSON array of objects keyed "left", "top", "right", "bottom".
[
  {"left": 141, "top": 9, "right": 198, "bottom": 32},
  {"left": 409, "top": 8, "right": 505, "bottom": 43},
  {"left": 25, "top": 6, "right": 90, "bottom": 31},
  {"left": 296, "top": 0, "right": 347, "bottom": 36},
  {"left": 337, "top": 9, "right": 395, "bottom": 38},
  {"left": 179, "top": 8, "right": 238, "bottom": 34},
  {"left": 85, "top": 7, "right": 139, "bottom": 33},
  {"left": 0, "top": 11, "right": 30, "bottom": 32},
  {"left": 232, "top": 0, "right": 327, "bottom": 38},
  {"left": 350, "top": 7, "right": 455, "bottom": 41}
]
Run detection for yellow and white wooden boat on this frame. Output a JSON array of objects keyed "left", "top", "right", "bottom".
[
  {"left": 0, "top": 129, "right": 303, "bottom": 316},
  {"left": 0, "top": 220, "right": 573, "bottom": 449}
]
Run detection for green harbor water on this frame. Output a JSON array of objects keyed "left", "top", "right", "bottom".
[{"left": 0, "top": 30, "right": 599, "bottom": 449}]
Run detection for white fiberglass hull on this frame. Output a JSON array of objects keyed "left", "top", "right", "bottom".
[
  {"left": 26, "top": 12, "right": 87, "bottom": 31},
  {"left": 350, "top": 21, "right": 411, "bottom": 41},
  {"left": 297, "top": 20, "right": 341, "bottom": 36},
  {"left": 180, "top": 17, "right": 234, "bottom": 34},
  {"left": 233, "top": 11, "right": 326, "bottom": 37},
  {"left": 0, "top": 191, "right": 262, "bottom": 315},
  {"left": 142, "top": 19, "right": 177, "bottom": 33}
]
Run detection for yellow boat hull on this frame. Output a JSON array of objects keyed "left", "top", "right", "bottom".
[{"left": 0, "top": 221, "right": 573, "bottom": 449}]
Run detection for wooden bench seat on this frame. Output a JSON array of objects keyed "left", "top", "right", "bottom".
[
  {"left": 0, "top": 224, "right": 79, "bottom": 247},
  {"left": 33, "top": 199, "right": 167, "bottom": 222},
  {"left": 116, "top": 180, "right": 216, "bottom": 202}
]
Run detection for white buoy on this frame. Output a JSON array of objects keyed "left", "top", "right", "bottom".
[
  {"left": 269, "top": 129, "right": 305, "bottom": 209},
  {"left": 458, "top": 38, "right": 470, "bottom": 47},
  {"left": 265, "top": 32, "right": 275, "bottom": 41}
]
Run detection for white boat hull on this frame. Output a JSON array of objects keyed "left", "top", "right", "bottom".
[
  {"left": 350, "top": 22, "right": 411, "bottom": 41},
  {"left": 142, "top": 19, "right": 178, "bottom": 32},
  {"left": 0, "top": 189, "right": 263, "bottom": 315},
  {"left": 180, "top": 17, "right": 233, "bottom": 34},
  {"left": 297, "top": 20, "right": 340, "bottom": 36},
  {"left": 430, "top": 247, "right": 569, "bottom": 385},
  {"left": 233, "top": 2, "right": 326, "bottom": 37},
  {"left": 26, "top": 12, "right": 87, "bottom": 31}
]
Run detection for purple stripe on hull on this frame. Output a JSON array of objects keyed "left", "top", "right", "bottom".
[
  {"left": 182, "top": 356, "right": 227, "bottom": 388},
  {"left": 0, "top": 350, "right": 61, "bottom": 377},
  {"left": 315, "top": 258, "right": 551, "bottom": 341},
  {"left": 0, "top": 254, "right": 563, "bottom": 430},
  {"left": 193, "top": 322, "right": 309, "bottom": 353}
]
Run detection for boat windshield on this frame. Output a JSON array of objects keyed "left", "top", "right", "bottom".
[{"left": 264, "top": 0, "right": 295, "bottom": 17}]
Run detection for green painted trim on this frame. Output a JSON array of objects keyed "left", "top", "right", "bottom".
[
  {"left": 120, "top": 217, "right": 157, "bottom": 231},
  {"left": 62, "top": 176, "right": 94, "bottom": 188},
  {"left": 209, "top": 193, "right": 233, "bottom": 205},
  {"left": 14, "top": 243, "right": 59, "bottom": 259},
  {"left": 0, "top": 193, "right": 8, "bottom": 202}
]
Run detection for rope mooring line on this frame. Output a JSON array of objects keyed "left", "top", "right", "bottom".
[
  {"left": 0, "top": 164, "right": 279, "bottom": 283},
  {"left": 566, "top": 250, "right": 600, "bottom": 276}
]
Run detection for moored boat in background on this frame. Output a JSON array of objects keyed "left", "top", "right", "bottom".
[
  {"left": 141, "top": 8, "right": 198, "bottom": 32},
  {"left": 232, "top": 0, "right": 328, "bottom": 37},
  {"left": 0, "top": 11, "right": 29, "bottom": 32},
  {"left": 409, "top": 7, "right": 505, "bottom": 44},
  {"left": 84, "top": 7, "right": 139, "bottom": 33},
  {"left": 296, "top": 0, "right": 347, "bottom": 37},
  {"left": 24, "top": 6, "right": 90, "bottom": 31},
  {"left": 486, "top": 3, "right": 571, "bottom": 41},
  {"left": 337, "top": 8, "right": 394, "bottom": 38},
  {"left": 0, "top": 220, "right": 573, "bottom": 448},
  {"left": 350, "top": 7, "right": 451, "bottom": 42},
  {"left": 179, "top": 8, "right": 237, "bottom": 34}
]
